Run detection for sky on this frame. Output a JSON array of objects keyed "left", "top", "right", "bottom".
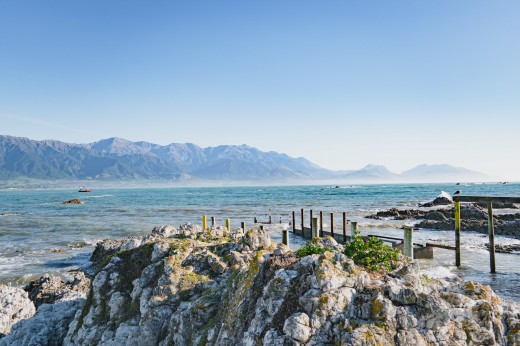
[{"left": 0, "top": 1, "right": 519, "bottom": 179}]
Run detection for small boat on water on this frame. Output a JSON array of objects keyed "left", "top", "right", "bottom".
[{"left": 78, "top": 187, "right": 91, "bottom": 192}]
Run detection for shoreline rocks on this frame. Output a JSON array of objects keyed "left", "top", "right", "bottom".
[
  {"left": 367, "top": 193, "right": 520, "bottom": 238},
  {"left": 1, "top": 225, "right": 519, "bottom": 345},
  {"left": 25, "top": 271, "right": 91, "bottom": 309}
]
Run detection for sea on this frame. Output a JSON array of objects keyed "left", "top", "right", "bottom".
[{"left": 1, "top": 183, "right": 520, "bottom": 301}]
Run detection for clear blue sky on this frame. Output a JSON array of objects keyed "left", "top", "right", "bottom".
[{"left": 1, "top": 1, "right": 519, "bottom": 179}]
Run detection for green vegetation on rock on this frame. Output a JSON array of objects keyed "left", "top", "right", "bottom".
[
  {"left": 295, "top": 242, "right": 333, "bottom": 257},
  {"left": 344, "top": 231, "right": 400, "bottom": 271}
]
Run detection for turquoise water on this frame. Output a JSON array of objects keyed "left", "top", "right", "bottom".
[{"left": 1, "top": 183, "right": 520, "bottom": 300}]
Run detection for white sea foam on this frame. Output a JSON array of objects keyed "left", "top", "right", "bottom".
[
  {"left": 420, "top": 266, "right": 457, "bottom": 279},
  {"left": 86, "top": 194, "right": 114, "bottom": 198}
]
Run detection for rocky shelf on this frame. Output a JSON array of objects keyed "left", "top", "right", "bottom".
[
  {"left": 1, "top": 224, "right": 520, "bottom": 345},
  {"left": 368, "top": 195, "right": 520, "bottom": 238}
]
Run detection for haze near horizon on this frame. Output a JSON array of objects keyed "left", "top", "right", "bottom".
[{"left": 1, "top": 1, "right": 519, "bottom": 180}]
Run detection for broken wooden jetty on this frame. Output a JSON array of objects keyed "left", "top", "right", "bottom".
[{"left": 289, "top": 209, "right": 439, "bottom": 260}]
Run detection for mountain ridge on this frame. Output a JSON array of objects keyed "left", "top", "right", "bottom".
[{"left": 0, "top": 135, "right": 490, "bottom": 184}]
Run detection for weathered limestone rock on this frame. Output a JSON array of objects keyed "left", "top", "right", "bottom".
[
  {"left": 283, "top": 312, "right": 311, "bottom": 343},
  {"left": 179, "top": 222, "right": 202, "bottom": 237},
  {"left": 0, "top": 298, "right": 85, "bottom": 346},
  {"left": 0, "top": 286, "right": 35, "bottom": 336},
  {"left": 151, "top": 225, "right": 178, "bottom": 237},
  {"left": 25, "top": 271, "right": 90, "bottom": 308},
  {"left": 241, "top": 228, "right": 271, "bottom": 251},
  {"left": 2, "top": 227, "right": 520, "bottom": 345}
]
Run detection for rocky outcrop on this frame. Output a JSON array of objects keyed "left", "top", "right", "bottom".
[
  {"left": 416, "top": 205, "right": 520, "bottom": 237},
  {"left": 367, "top": 208, "right": 426, "bottom": 220},
  {"left": 419, "top": 191, "right": 453, "bottom": 207},
  {"left": 63, "top": 199, "right": 81, "bottom": 204},
  {"left": 486, "top": 243, "right": 520, "bottom": 254},
  {"left": 0, "top": 286, "right": 35, "bottom": 337},
  {"left": 368, "top": 195, "right": 520, "bottom": 238},
  {"left": 2, "top": 227, "right": 520, "bottom": 345},
  {"left": 0, "top": 297, "right": 85, "bottom": 346},
  {"left": 25, "top": 271, "right": 91, "bottom": 308}
]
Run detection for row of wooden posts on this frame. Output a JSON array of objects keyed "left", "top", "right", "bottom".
[
  {"left": 203, "top": 194, "right": 520, "bottom": 273},
  {"left": 291, "top": 209, "right": 357, "bottom": 242},
  {"left": 201, "top": 212, "right": 415, "bottom": 258},
  {"left": 291, "top": 209, "right": 415, "bottom": 258},
  {"left": 202, "top": 214, "right": 291, "bottom": 246}
]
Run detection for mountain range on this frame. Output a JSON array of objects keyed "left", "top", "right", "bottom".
[{"left": 0, "top": 135, "right": 489, "bottom": 185}]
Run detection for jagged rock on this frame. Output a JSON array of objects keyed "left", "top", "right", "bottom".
[
  {"left": 3, "top": 228, "right": 520, "bottom": 345},
  {"left": 367, "top": 208, "right": 426, "bottom": 220},
  {"left": 179, "top": 222, "right": 202, "bottom": 236},
  {"left": 62, "top": 199, "right": 81, "bottom": 204},
  {"left": 419, "top": 191, "right": 453, "bottom": 207},
  {"left": 0, "top": 286, "right": 35, "bottom": 336},
  {"left": 283, "top": 312, "right": 311, "bottom": 343},
  {"left": 207, "top": 225, "right": 228, "bottom": 239},
  {"left": 0, "top": 298, "right": 85, "bottom": 346},
  {"left": 240, "top": 228, "right": 271, "bottom": 251},
  {"left": 25, "top": 272, "right": 90, "bottom": 308},
  {"left": 311, "top": 235, "right": 344, "bottom": 253},
  {"left": 90, "top": 237, "right": 138, "bottom": 271},
  {"left": 486, "top": 243, "right": 520, "bottom": 254},
  {"left": 151, "top": 225, "right": 178, "bottom": 237}
]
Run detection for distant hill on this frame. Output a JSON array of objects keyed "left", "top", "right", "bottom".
[
  {"left": 0, "top": 135, "right": 490, "bottom": 185},
  {"left": 339, "top": 164, "right": 398, "bottom": 180},
  {"left": 400, "top": 164, "right": 490, "bottom": 182}
]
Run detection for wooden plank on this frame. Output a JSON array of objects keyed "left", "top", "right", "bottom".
[
  {"left": 292, "top": 211, "right": 296, "bottom": 233},
  {"left": 367, "top": 234, "right": 403, "bottom": 241},
  {"left": 425, "top": 243, "right": 457, "bottom": 250},
  {"left": 488, "top": 202, "right": 496, "bottom": 273},
  {"left": 454, "top": 196, "right": 520, "bottom": 203}
]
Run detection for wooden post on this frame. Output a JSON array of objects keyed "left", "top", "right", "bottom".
[
  {"left": 351, "top": 221, "right": 358, "bottom": 238},
  {"left": 455, "top": 200, "right": 461, "bottom": 267},
  {"left": 202, "top": 215, "right": 207, "bottom": 231},
  {"left": 342, "top": 212, "right": 347, "bottom": 243},
  {"left": 282, "top": 229, "right": 289, "bottom": 246},
  {"left": 312, "top": 217, "right": 319, "bottom": 238},
  {"left": 488, "top": 201, "right": 496, "bottom": 273},
  {"left": 330, "top": 212, "right": 334, "bottom": 238},
  {"left": 211, "top": 216, "right": 216, "bottom": 227},
  {"left": 319, "top": 211, "right": 324, "bottom": 237},
  {"left": 292, "top": 211, "right": 296, "bottom": 233},
  {"left": 260, "top": 225, "right": 264, "bottom": 231},
  {"left": 241, "top": 222, "right": 246, "bottom": 231},
  {"left": 301, "top": 208, "right": 304, "bottom": 236},
  {"left": 309, "top": 210, "right": 313, "bottom": 231},
  {"left": 225, "top": 218, "right": 231, "bottom": 231},
  {"left": 404, "top": 227, "right": 414, "bottom": 258},
  {"left": 269, "top": 215, "right": 272, "bottom": 224}
]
